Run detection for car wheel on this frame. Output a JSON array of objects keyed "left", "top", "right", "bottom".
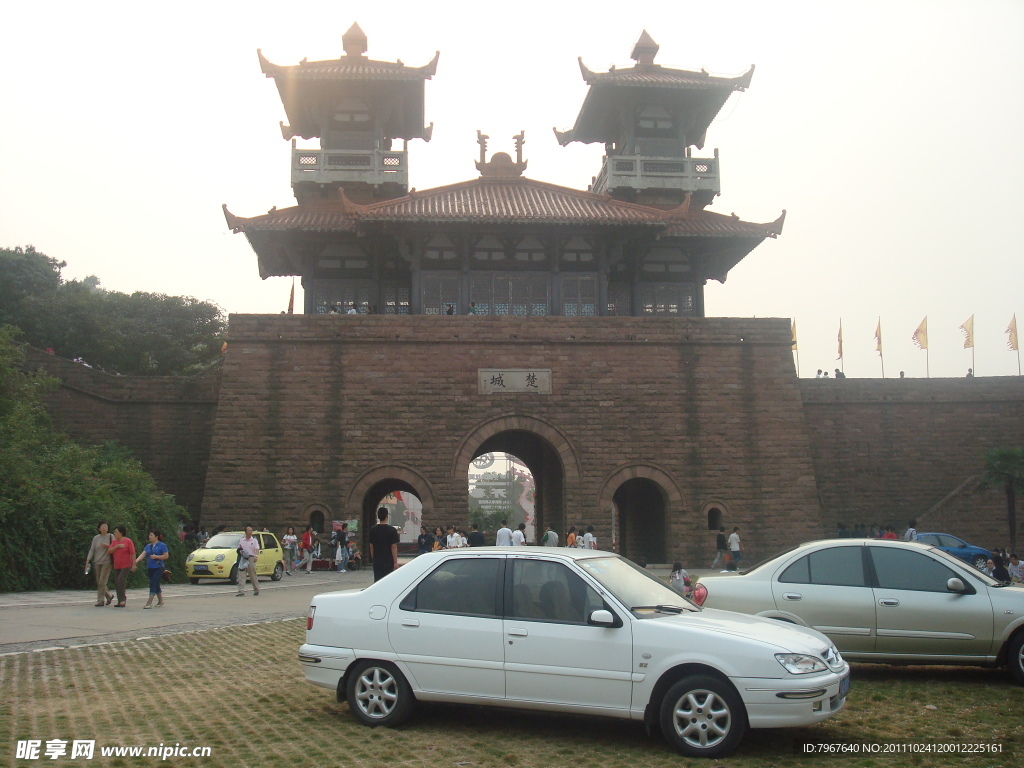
[
  {"left": 229, "top": 564, "right": 238, "bottom": 585},
  {"left": 189, "top": 578, "right": 199, "bottom": 585},
  {"left": 659, "top": 675, "right": 747, "bottom": 758},
  {"left": 346, "top": 660, "right": 415, "bottom": 727},
  {"left": 1008, "top": 633, "right": 1024, "bottom": 686},
  {"left": 973, "top": 555, "right": 988, "bottom": 570},
  {"left": 271, "top": 562, "right": 284, "bottom": 581}
]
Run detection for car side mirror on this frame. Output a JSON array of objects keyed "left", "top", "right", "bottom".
[
  {"left": 589, "top": 609, "right": 616, "bottom": 626},
  {"left": 946, "top": 577, "right": 967, "bottom": 593}
]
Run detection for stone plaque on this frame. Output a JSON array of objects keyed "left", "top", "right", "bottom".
[{"left": 478, "top": 369, "right": 552, "bottom": 394}]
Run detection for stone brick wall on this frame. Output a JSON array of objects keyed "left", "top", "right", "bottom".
[
  {"left": 800, "top": 377, "right": 1024, "bottom": 550},
  {"left": 22, "top": 348, "right": 220, "bottom": 519},
  {"left": 201, "top": 315, "right": 824, "bottom": 566}
]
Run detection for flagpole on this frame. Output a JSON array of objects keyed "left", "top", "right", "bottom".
[
  {"left": 792, "top": 318, "right": 800, "bottom": 377},
  {"left": 926, "top": 347, "right": 930, "bottom": 379}
]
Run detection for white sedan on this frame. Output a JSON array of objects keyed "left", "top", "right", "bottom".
[{"left": 299, "top": 548, "right": 848, "bottom": 758}]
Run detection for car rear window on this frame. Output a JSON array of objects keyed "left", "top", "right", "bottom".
[
  {"left": 401, "top": 558, "right": 501, "bottom": 617},
  {"left": 779, "top": 546, "right": 867, "bottom": 587}
]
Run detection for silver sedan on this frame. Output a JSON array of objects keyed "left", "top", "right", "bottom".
[{"left": 692, "top": 538, "right": 1024, "bottom": 684}]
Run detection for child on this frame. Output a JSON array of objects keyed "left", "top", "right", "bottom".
[{"left": 669, "top": 561, "right": 690, "bottom": 597}]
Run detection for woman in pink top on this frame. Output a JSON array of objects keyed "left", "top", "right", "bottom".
[{"left": 106, "top": 526, "right": 136, "bottom": 607}]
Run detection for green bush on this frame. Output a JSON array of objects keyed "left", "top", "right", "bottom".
[{"left": 0, "top": 326, "right": 188, "bottom": 591}]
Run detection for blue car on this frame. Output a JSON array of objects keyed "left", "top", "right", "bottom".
[{"left": 917, "top": 532, "right": 991, "bottom": 570}]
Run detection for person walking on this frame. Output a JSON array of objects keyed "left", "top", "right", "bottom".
[
  {"left": 236, "top": 526, "right": 261, "bottom": 596},
  {"left": 281, "top": 526, "right": 298, "bottom": 574},
  {"left": 565, "top": 526, "right": 577, "bottom": 548},
  {"left": 728, "top": 526, "right": 742, "bottom": 565},
  {"left": 903, "top": 519, "right": 919, "bottom": 542},
  {"left": 511, "top": 523, "right": 527, "bottom": 546},
  {"left": 541, "top": 525, "right": 559, "bottom": 547},
  {"left": 334, "top": 524, "right": 350, "bottom": 573},
  {"left": 297, "top": 525, "right": 317, "bottom": 573},
  {"left": 582, "top": 525, "right": 597, "bottom": 550},
  {"left": 106, "top": 525, "right": 136, "bottom": 608},
  {"left": 368, "top": 507, "right": 400, "bottom": 582},
  {"left": 495, "top": 520, "right": 513, "bottom": 546},
  {"left": 710, "top": 527, "right": 728, "bottom": 568},
  {"left": 85, "top": 521, "right": 115, "bottom": 606},
  {"left": 132, "top": 530, "right": 169, "bottom": 608}
]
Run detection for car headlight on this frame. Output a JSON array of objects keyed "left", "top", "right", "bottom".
[
  {"left": 186, "top": 553, "right": 194, "bottom": 563},
  {"left": 775, "top": 653, "right": 828, "bottom": 675},
  {"left": 215, "top": 554, "right": 226, "bottom": 562}
]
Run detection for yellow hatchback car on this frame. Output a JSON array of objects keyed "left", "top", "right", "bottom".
[{"left": 186, "top": 531, "right": 285, "bottom": 585}]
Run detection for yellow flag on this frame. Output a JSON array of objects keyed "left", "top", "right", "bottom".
[
  {"left": 837, "top": 321, "right": 843, "bottom": 360},
  {"left": 874, "top": 318, "right": 882, "bottom": 355},
  {"left": 911, "top": 317, "right": 928, "bottom": 350},
  {"left": 960, "top": 315, "right": 974, "bottom": 349},
  {"left": 1008, "top": 315, "right": 1019, "bottom": 351},
  {"left": 791, "top": 319, "right": 798, "bottom": 350},
  {"left": 287, "top": 278, "right": 295, "bottom": 314}
]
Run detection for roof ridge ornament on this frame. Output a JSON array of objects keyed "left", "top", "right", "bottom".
[
  {"left": 342, "top": 22, "right": 367, "bottom": 58},
  {"left": 631, "top": 30, "right": 659, "bottom": 67},
  {"left": 475, "top": 131, "right": 528, "bottom": 179}
]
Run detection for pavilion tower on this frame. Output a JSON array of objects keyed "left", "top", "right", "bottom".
[
  {"left": 555, "top": 31, "right": 753, "bottom": 208},
  {"left": 258, "top": 22, "right": 438, "bottom": 204}
]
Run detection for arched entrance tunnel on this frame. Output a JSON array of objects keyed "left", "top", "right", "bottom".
[
  {"left": 472, "top": 430, "right": 565, "bottom": 543},
  {"left": 361, "top": 479, "right": 423, "bottom": 542},
  {"left": 614, "top": 477, "right": 667, "bottom": 563}
]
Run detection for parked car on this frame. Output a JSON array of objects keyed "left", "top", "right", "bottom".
[
  {"left": 692, "top": 538, "right": 1024, "bottom": 684},
  {"left": 186, "top": 530, "right": 284, "bottom": 584},
  {"left": 916, "top": 532, "right": 991, "bottom": 570},
  {"left": 299, "top": 547, "right": 848, "bottom": 758}
]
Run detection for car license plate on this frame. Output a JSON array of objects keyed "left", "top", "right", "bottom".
[
  {"left": 193, "top": 565, "right": 209, "bottom": 572},
  {"left": 839, "top": 675, "right": 850, "bottom": 697}
]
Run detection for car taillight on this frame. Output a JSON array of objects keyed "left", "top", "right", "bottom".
[
  {"left": 307, "top": 605, "right": 316, "bottom": 630},
  {"left": 691, "top": 582, "right": 708, "bottom": 606}
]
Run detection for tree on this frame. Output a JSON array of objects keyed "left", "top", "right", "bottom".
[
  {"left": 1, "top": 245, "right": 225, "bottom": 375},
  {"left": 0, "top": 326, "right": 188, "bottom": 591},
  {"left": 980, "top": 446, "right": 1024, "bottom": 554}
]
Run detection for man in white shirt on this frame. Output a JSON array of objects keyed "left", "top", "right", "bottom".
[
  {"left": 903, "top": 519, "right": 918, "bottom": 542},
  {"left": 446, "top": 526, "right": 461, "bottom": 549},
  {"left": 727, "top": 527, "right": 742, "bottom": 565},
  {"left": 495, "top": 520, "right": 513, "bottom": 547},
  {"left": 511, "top": 523, "right": 526, "bottom": 546},
  {"left": 582, "top": 525, "right": 597, "bottom": 549},
  {"left": 236, "top": 526, "right": 261, "bottom": 596}
]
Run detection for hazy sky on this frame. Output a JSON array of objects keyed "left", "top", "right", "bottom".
[{"left": 2, "top": 0, "right": 1021, "bottom": 378}]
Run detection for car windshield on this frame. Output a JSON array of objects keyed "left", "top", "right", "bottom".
[
  {"left": 577, "top": 556, "right": 696, "bottom": 613},
  {"left": 205, "top": 533, "right": 242, "bottom": 549}
]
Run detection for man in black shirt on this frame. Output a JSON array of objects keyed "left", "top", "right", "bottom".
[
  {"left": 467, "top": 523, "right": 486, "bottom": 547},
  {"left": 368, "top": 507, "right": 400, "bottom": 582},
  {"left": 711, "top": 527, "right": 728, "bottom": 569}
]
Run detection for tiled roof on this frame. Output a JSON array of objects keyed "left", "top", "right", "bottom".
[
  {"left": 225, "top": 179, "right": 783, "bottom": 238},
  {"left": 258, "top": 50, "right": 439, "bottom": 82},
  {"left": 580, "top": 61, "right": 754, "bottom": 91},
  {"left": 354, "top": 179, "right": 665, "bottom": 225}
]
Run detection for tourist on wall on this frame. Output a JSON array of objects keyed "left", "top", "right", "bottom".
[
  {"left": 106, "top": 525, "right": 135, "bottom": 608},
  {"left": 84, "top": 521, "right": 115, "bottom": 607}
]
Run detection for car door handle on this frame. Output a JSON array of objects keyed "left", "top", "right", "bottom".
[
  {"left": 878, "top": 598, "right": 900, "bottom": 607},
  {"left": 401, "top": 619, "right": 420, "bottom": 627},
  {"left": 783, "top": 593, "right": 802, "bottom": 601},
  {"left": 507, "top": 628, "right": 529, "bottom": 637}
]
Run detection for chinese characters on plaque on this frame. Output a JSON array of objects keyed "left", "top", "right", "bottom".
[{"left": 478, "top": 369, "right": 552, "bottom": 394}]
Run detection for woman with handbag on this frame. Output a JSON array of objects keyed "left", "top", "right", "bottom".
[{"left": 132, "top": 530, "right": 169, "bottom": 608}]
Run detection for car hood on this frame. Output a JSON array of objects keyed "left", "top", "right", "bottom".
[{"left": 652, "top": 607, "right": 833, "bottom": 655}]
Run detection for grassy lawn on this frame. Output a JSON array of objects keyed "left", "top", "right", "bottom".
[{"left": 1, "top": 620, "right": 1021, "bottom": 767}]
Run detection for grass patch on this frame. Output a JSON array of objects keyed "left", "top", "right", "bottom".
[{"left": 0, "top": 621, "right": 1021, "bottom": 767}]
